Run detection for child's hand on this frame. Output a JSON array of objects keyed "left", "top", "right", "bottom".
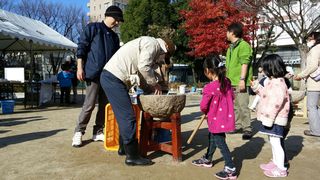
[
  {"left": 250, "top": 80, "right": 256, "bottom": 87},
  {"left": 250, "top": 80, "right": 260, "bottom": 92},
  {"left": 285, "top": 73, "right": 294, "bottom": 79}
]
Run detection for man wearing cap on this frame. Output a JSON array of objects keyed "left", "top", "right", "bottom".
[
  {"left": 100, "top": 36, "right": 175, "bottom": 166},
  {"left": 72, "top": 6, "right": 124, "bottom": 147}
]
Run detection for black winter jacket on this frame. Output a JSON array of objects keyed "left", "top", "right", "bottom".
[{"left": 76, "top": 22, "right": 120, "bottom": 80}]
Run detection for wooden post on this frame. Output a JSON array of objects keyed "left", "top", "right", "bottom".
[{"left": 171, "top": 113, "right": 182, "bottom": 161}]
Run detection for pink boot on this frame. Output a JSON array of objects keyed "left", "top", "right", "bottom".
[{"left": 260, "top": 161, "right": 276, "bottom": 171}]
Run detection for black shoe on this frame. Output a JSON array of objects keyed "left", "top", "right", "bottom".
[
  {"left": 118, "top": 135, "right": 125, "bottom": 156},
  {"left": 191, "top": 156, "right": 213, "bottom": 168},
  {"left": 124, "top": 140, "right": 153, "bottom": 166},
  {"left": 242, "top": 131, "right": 253, "bottom": 140},
  {"left": 215, "top": 167, "right": 237, "bottom": 180}
]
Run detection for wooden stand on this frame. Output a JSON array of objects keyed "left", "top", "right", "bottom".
[{"left": 139, "top": 112, "right": 182, "bottom": 161}]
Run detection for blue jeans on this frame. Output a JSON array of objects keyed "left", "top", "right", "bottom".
[
  {"left": 205, "top": 133, "right": 235, "bottom": 168},
  {"left": 100, "top": 70, "right": 136, "bottom": 144}
]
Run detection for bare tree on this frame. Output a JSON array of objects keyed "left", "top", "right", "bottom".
[
  {"left": 253, "top": 22, "right": 284, "bottom": 63},
  {"left": 38, "top": 1, "right": 63, "bottom": 31},
  {"left": 0, "top": 0, "right": 14, "bottom": 11},
  {"left": 12, "top": 0, "right": 88, "bottom": 74},
  {"left": 242, "top": 0, "right": 320, "bottom": 69},
  {"left": 60, "top": 5, "right": 85, "bottom": 42},
  {"left": 76, "top": 14, "right": 88, "bottom": 41},
  {"left": 15, "top": 0, "right": 86, "bottom": 42},
  {"left": 16, "top": 0, "right": 42, "bottom": 21},
  {"left": 238, "top": 0, "right": 320, "bottom": 90}
]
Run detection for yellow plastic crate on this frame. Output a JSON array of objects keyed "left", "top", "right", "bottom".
[{"left": 104, "top": 104, "right": 141, "bottom": 151}]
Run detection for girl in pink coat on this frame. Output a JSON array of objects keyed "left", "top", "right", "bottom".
[
  {"left": 251, "top": 54, "right": 289, "bottom": 178},
  {"left": 192, "top": 56, "right": 237, "bottom": 180}
]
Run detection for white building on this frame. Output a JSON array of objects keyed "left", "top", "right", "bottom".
[
  {"left": 87, "top": 0, "right": 128, "bottom": 37},
  {"left": 87, "top": 0, "right": 128, "bottom": 22}
]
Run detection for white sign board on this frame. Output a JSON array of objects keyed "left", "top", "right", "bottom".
[{"left": 4, "top": 67, "right": 25, "bottom": 82}]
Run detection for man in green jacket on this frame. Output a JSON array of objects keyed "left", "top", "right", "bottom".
[{"left": 226, "top": 22, "right": 253, "bottom": 140}]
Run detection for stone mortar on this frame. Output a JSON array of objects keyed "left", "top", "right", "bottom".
[{"left": 138, "top": 94, "right": 186, "bottom": 118}]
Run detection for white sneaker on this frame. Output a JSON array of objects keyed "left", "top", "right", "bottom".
[
  {"left": 72, "top": 132, "right": 83, "bottom": 147},
  {"left": 92, "top": 133, "right": 104, "bottom": 142}
]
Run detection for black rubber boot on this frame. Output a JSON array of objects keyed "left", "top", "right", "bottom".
[
  {"left": 124, "top": 140, "right": 153, "bottom": 166},
  {"left": 118, "top": 135, "right": 125, "bottom": 156}
]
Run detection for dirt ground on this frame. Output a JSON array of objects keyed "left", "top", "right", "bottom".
[{"left": 0, "top": 95, "right": 320, "bottom": 180}]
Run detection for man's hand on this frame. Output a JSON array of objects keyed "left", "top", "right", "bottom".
[
  {"left": 77, "top": 58, "right": 85, "bottom": 81},
  {"left": 294, "top": 75, "right": 302, "bottom": 81},
  {"left": 77, "top": 67, "right": 85, "bottom": 81},
  {"left": 153, "top": 84, "right": 162, "bottom": 95},
  {"left": 239, "top": 80, "right": 246, "bottom": 92}
]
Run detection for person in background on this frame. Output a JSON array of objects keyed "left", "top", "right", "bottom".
[
  {"left": 100, "top": 36, "right": 175, "bottom": 166},
  {"left": 248, "top": 66, "right": 265, "bottom": 111},
  {"left": 251, "top": 54, "right": 289, "bottom": 178},
  {"left": 191, "top": 56, "right": 237, "bottom": 180},
  {"left": 294, "top": 31, "right": 320, "bottom": 137},
  {"left": 226, "top": 22, "right": 253, "bottom": 140},
  {"left": 57, "top": 63, "right": 73, "bottom": 105},
  {"left": 72, "top": 6, "right": 123, "bottom": 147},
  {"left": 65, "top": 56, "right": 78, "bottom": 104}
]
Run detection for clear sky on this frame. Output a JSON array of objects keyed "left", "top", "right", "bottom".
[{"left": 46, "top": 0, "right": 89, "bottom": 12}]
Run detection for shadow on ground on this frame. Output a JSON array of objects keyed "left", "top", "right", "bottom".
[
  {"left": 181, "top": 128, "right": 209, "bottom": 161},
  {"left": 146, "top": 128, "right": 208, "bottom": 161},
  {"left": 0, "top": 129, "right": 66, "bottom": 148},
  {"left": 0, "top": 116, "right": 42, "bottom": 122},
  {"left": 284, "top": 135, "right": 304, "bottom": 162},
  {"left": 181, "top": 111, "right": 203, "bottom": 124},
  {"left": 231, "top": 137, "right": 265, "bottom": 176},
  {"left": 0, "top": 116, "right": 47, "bottom": 126},
  {"left": 151, "top": 118, "right": 265, "bottom": 162},
  {"left": 8, "top": 100, "right": 87, "bottom": 115},
  {"left": 78, "top": 139, "right": 94, "bottom": 147},
  {"left": 0, "top": 130, "right": 11, "bottom": 134}
]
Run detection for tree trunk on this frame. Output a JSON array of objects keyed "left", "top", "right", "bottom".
[
  {"left": 298, "top": 44, "right": 309, "bottom": 91},
  {"left": 191, "top": 64, "right": 197, "bottom": 86},
  {"left": 298, "top": 44, "right": 308, "bottom": 70}
]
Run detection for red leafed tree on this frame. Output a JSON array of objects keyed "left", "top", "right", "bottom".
[{"left": 180, "top": 0, "right": 257, "bottom": 57}]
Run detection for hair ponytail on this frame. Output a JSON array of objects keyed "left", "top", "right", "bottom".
[
  {"left": 203, "top": 55, "right": 228, "bottom": 93},
  {"left": 217, "top": 65, "right": 227, "bottom": 93}
]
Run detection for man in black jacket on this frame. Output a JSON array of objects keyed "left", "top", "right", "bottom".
[{"left": 72, "top": 6, "right": 123, "bottom": 147}]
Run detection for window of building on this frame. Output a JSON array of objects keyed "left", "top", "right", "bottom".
[{"left": 99, "top": 4, "right": 101, "bottom": 9}]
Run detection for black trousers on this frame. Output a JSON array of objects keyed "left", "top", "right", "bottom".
[{"left": 60, "top": 87, "right": 71, "bottom": 104}]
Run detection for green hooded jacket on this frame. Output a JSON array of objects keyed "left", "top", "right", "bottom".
[{"left": 226, "top": 39, "right": 253, "bottom": 86}]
